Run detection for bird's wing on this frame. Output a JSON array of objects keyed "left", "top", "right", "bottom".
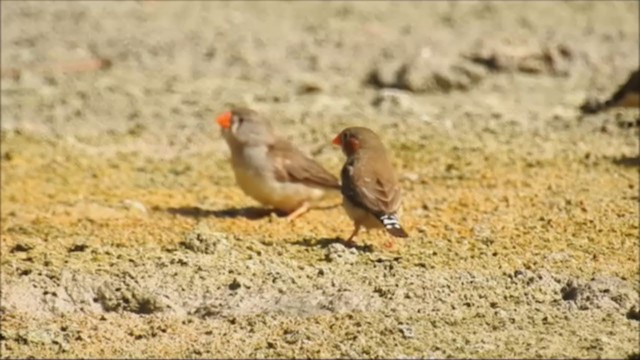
[
  {"left": 341, "top": 156, "right": 402, "bottom": 216},
  {"left": 268, "top": 139, "right": 340, "bottom": 189}
]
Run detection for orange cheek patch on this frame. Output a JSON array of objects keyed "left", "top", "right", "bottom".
[{"left": 347, "top": 138, "right": 360, "bottom": 151}]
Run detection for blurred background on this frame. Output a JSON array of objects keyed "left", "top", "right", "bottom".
[{"left": 2, "top": 1, "right": 638, "bottom": 155}]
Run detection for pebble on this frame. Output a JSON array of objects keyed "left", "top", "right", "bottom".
[
  {"left": 180, "top": 223, "right": 230, "bottom": 254},
  {"left": 401, "top": 172, "right": 420, "bottom": 182},
  {"left": 371, "top": 89, "right": 414, "bottom": 112},
  {"left": 398, "top": 324, "right": 415, "bottom": 339},
  {"left": 325, "top": 243, "right": 359, "bottom": 264},
  {"left": 123, "top": 199, "right": 148, "bottom": 215}
]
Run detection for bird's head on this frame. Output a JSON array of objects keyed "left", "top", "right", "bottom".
[
  {"left": 215, "top": 107, "right": 275, "bottom": 147},
  {"left": 332, "top": 126, "right": 385, "bottom": 157}
]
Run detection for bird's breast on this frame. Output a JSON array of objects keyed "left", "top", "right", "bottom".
[{"left": 229, "top": 147, "right": 326, "bottom": 211}]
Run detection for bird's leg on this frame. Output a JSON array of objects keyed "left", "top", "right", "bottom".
[
  {"left": 285, "top": 202, "right": 310, "bottom": 222},
  {"left": 345, "top": 224, "right": 361, "bottom": 247}
]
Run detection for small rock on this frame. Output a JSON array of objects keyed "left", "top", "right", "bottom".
[
  {"left": 296, "top": 76, "right": 326, "bottom": 94},
  {"left": 192, "top": 301, "right": 223, "bottom": 319},
  {"left": 366, "top": 51, "right": 486, "bottom": 93},
  {"left": 23, "top": 329, "right": 54, "bottom": 345},
  {"left": 228, "top": 277, "right": 248, "bottom": 291},
  {"left": 512, "top": 269, "right": 527, "bottom": 279},
  {"left": 133, "top": 292, "right": 166, "bottom": 314},
  {"left": 325, "top": 243, "right": 358, "bottom": 264},
  {"left": 11, "top": 241, "right": 34, "bottom": 253},
  {"left": 544, "top": 251, "right": 571, "bottom": 262},
  {"left": 400, "top": 172, "right": 420, "bottom": 182},
  {"left": 95, "top": 282, "right": 165, "bottom": 314},
  {"left": 68, "top": 242, "right": 89, "bottom": 253},
  {"left": 180, "top": 223, "right": 230, "bottom": 254},
  {"left": 371, "top": 89, "right": 414, "bottom": 112},
  {"left": 398, "top": 324, "right": 415, "bottom": 339},
  {"left": 627, "top": 305, "right": 640, "bottom": 321},
  {"left": 559, "top": 276, "right": 637, "bottom": 311},
  {"left": 373, "top": 285, "right": 396, "bottom": 299},
  {"left": 95, "top": 283, "right": 122, "bottom": 312},
  {"left": 366, "top": 59, "right": 405, "bottom": 89},
  {"left": 283, "top": 329, "right": 302, "bottom": 344},
  {"left": 561, "top": 280, "right": 580, "bottom": 301},
  {"left": 123, "top": 199, "right": 148, "bottom": 215},
  {"left": 399, "top": 55, "right": 486, "bottom": 93},
  {"left": 465, "top": 37, "right": 574, "bottom": 76}
]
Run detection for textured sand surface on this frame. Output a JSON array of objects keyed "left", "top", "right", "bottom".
[{"left": 1, "top": 1, "right": 639, "bottom": 358}]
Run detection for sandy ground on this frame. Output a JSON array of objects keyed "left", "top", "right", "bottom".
[{"left": 1, "top": 1, "right": 639, "bottom": 358}]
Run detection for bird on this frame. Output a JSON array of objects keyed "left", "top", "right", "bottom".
[
  {"left": 215, "top": 107, "right": 340, "bottom": 221},
  {"left": 580, "top": 69, "right": 640, "bottom": 114},
  {"left": 332, "top": 126, "right": 408, "bottom": 247}
]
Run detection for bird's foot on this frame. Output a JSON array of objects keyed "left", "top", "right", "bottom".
[{"left": 285, "top": 202, "right": 310, "bottom": 222}]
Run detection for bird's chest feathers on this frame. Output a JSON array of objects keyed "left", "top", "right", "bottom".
[
  {"left": 229, "top": 146, "right": 318, "bottom": 210},
  {"left": 230, "top": 146, "right": 275, "bottom": 189}
]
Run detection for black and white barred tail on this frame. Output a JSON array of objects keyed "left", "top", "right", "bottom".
[{"left": 379, "top": 214, "right": 408, "bottom": 238}]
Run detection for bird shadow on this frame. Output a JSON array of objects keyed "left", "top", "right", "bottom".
[
  {"left": 612, "top": 155, "right": 640, "bottom": 168},
  {"left": 160, "top": 202, "right": 341, "bottom": 221},
  {"left": 291, "top": 236, "right": 374, "bottom": 253},
  {"left": 160, "top": 205, "right": 284, "bottom": 220}
]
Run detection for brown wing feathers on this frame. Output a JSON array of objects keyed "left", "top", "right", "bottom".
[
  {"left": 269, "top": 139, "right": 340, "bottom": 189},
  {"left": 342, "top": 155, "right": 408, "bottom": 237}
]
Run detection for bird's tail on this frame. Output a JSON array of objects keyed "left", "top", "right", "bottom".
[{"left": 379, "top": 214, "right": 408, "bottom": 238}]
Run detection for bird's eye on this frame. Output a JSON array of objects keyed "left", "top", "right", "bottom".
[
  {"left": 341, "top": 132, "right": 348, "bottom": 143},
  {"left": 231, "top": 115, "right": 244, "bottom": 132}
]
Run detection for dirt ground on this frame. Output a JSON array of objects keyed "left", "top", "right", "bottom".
[{"left": 1, "top": 1, "right": 639, "bottom": 358}]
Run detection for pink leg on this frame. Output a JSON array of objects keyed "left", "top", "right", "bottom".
[{"left": 285, "top": 202, "right": 310, "bottom": 222}]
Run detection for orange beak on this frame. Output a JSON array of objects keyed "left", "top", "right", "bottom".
[
  {"left": 332, "top": 134, "right": 342, "bottom": 146},
  {"left": 216, "top": 111, "right": 232, "bottom": 129}
]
